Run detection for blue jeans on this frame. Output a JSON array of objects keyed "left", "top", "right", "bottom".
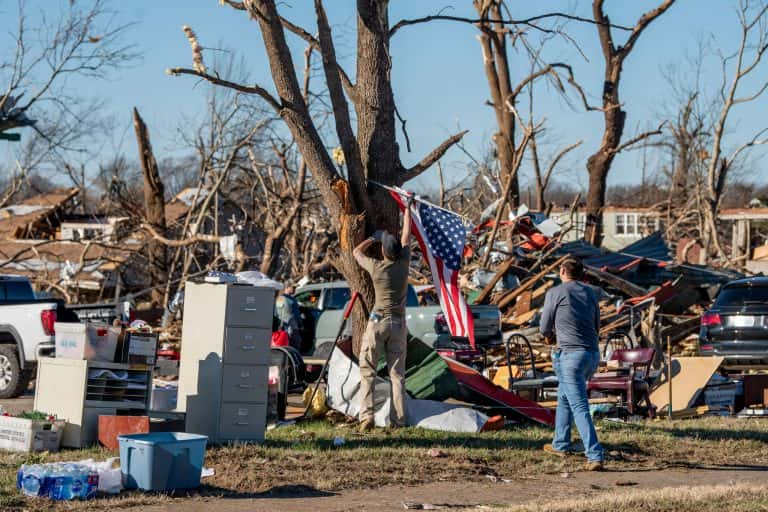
[{"left": 553, "top": 350, "right": 604, "bottom": 462}]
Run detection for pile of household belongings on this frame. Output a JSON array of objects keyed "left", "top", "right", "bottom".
[
  {"left": 321, "top": 204, "right": 743, "bottom": 426},
  {"left": 324, "top": 337, "right": 555, "bottom": 431},
  {"left": 457, "top": 205, "right": 742, "bottom": 394}
]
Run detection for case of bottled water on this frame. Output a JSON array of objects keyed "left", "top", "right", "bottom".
[{"left": 17, "top": 462, "right": 98, "bottom": 500}]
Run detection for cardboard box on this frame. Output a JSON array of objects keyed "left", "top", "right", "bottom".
[
  {"left": 753, "top": 245, "right": 768, "bottom": 261},
  {"left": 743, "top": 374, "right": 768, "bottom": 406},
  {"left": 0, "top": 416, "right": 66, "bottom": 452}
]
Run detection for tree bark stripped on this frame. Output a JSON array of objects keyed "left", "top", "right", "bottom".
[{"left": 132, "top": 107, "right": 167, "bottom": 305}]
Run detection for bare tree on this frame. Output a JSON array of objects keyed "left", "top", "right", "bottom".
[
  {"left": 530, "top": 135, "right": 583, "bottom": 211},
  {"left": 0, "top": 0, "right": 134, "bottom": 138},
  {"left": 169, "top": 1, "right": 473, "bottom": 351},
  {"left": 133, "top": 108, "right": 168, "bottom": 305},
  {"left": 584, "top": 0, "right": 675, "bottom": 245},
  {"left": 699, "top": 0, "right": 768, "bottom": 264}
]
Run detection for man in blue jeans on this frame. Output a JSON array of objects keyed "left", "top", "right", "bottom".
[{"left": 540, "top": 258, "right": 604, "bottom": 471}]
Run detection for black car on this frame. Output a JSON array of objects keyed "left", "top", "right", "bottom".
[{"left": 699, "top": 277, "right": 768, "bottom": 365}]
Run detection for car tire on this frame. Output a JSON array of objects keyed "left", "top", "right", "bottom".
[{"left": 0, "top": 344, "right": 31, "bottom": 399}]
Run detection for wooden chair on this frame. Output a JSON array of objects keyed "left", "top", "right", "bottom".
[{"left": 588, "top": 347, "right": 656, "bottom": 417}]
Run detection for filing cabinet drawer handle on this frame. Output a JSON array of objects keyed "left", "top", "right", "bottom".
[
  {"left": 243, "top": 307, "right": 259, "bottom": 312},
  {"left": 235, "top": 421, "right": 250, "bottom": 426},
  {"left": 240, "top": 345, "right": 256, "bottom": 350},
  {"left": 238, "top": 383, "right": 255, "bottom": 389}
]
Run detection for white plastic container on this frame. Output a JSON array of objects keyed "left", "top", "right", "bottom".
[
  {"left": 0, "top": 416, "right": 66, "bottom": 452},
  {"left": 54, "top": 323, "right": 120, "bottom": 362},
  {"left": 150, "top": 384, "right": 178, "bottom": 412}
]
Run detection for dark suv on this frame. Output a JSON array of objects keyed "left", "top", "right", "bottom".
[{"left": 699, "top": 277, "right": 768, "bottom": 365}]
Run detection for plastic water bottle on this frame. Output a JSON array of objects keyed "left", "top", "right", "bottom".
[
  {"left": 49, "top": 464, "right": 73, "bottom": 501},
  {"left": 71, "top": 465, "right": 96, "bottom": 500},
  {"left": 20, "top": 464, "right": 49, "bottom": 497}
]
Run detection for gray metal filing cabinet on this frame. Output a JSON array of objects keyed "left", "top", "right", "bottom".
[{"left": 177, "top": 281, "right": 273, "bottom": 443}]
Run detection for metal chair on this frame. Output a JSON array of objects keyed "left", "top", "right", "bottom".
[
  {"left": 602, "top": 330, "right": 634, "bottom": 359},
  {"left": 505, "top": 333, "right": 545, "bottom": 400}
]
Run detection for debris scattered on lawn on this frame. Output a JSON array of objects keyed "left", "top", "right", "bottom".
[{"left": 427, "top": 448, "right": 448, "bottom": 458}]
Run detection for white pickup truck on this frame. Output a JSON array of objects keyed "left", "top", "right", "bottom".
[
  {"left": 0, "top": 275, "right": 129, "bottom": 399},
  {"left": 0, "top": 275, "right": 66, "bottom": 398}
]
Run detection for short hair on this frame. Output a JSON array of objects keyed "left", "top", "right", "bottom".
[
  {"left": 561, "top": 258, "right": 584, "bottom": 280},
  {"left": 381, "top": 232, "right": 402, "bottom": 260}
]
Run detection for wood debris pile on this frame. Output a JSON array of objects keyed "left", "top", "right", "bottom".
[{"left": 448, "top": 218, "right": 744, "bottom": 359}]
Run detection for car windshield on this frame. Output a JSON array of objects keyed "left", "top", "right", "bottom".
[
  {"left": 324, "top": 288, "right": 352, "bottom": 310},
  {"left": 295, "top": 290, "right": 321, "bottom": 309},
  {"left": 715, "top": 285, "right": 768, "bottom": 307}
]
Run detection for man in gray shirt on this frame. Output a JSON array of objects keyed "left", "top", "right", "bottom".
[{"left": 540, "top": 258, "right": 604, "bottom": 470}]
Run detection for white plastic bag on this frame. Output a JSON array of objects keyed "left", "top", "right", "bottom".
[{"left": 77, "top": 457, "right": 122, "bottom": 494}]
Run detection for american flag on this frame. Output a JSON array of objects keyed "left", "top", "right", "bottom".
[{"left": 390, "top": 189, "right": 475, "bottom": 347}]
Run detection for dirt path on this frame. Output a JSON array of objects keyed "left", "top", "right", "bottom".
[{"left": 127, "top": 466, "right": 768, "bottom": 512}]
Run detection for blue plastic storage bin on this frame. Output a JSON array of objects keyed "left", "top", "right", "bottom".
[{"left": 118, "top": 432, "right": 208, "bottom": 491}]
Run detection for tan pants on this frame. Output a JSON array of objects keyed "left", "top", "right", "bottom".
[{"left": 359, "top": 315, "right": 407, "bottom": 426}]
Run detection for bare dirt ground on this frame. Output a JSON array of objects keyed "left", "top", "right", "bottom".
[{"left": 125, "top": 466, "right": 768, "bottom": 512}]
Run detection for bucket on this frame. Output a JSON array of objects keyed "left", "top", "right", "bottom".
[{"left": 118, "top": 432, "right": 207, "bottom": 491}]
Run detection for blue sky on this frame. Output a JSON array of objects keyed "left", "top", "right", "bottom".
[{"left": 2, "top": 0, "right": 767, "bottom": 194}]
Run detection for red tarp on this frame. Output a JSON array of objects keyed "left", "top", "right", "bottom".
[{"left": 443, "top": 357, "right": 555, "bottom": 427}]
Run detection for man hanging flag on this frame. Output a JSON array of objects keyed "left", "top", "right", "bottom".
[{"left": 385, "top": 185, "right": 476, "bottom": 347}]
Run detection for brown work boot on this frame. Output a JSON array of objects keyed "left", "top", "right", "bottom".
[
  {"left": 543, "top": 443, "right": 571, "bottom": 458},
  {"left": 358, "top": 418, "right": 375, "bottom": 433},
  {"left": 585, "top": 461, "right": 604, "bottom": 471}
]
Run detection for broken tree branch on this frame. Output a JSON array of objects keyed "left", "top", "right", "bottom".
[
  {"left": 141, "top": 223, "right": 222, "bottom": 247},
  {"left": 399, "top": 130, "right": 469, "bottom": 183},
  {"left": 611, "top": 122, "right": 666, "bottom": 155},
  {"left": 167, "top": 67, "right": 282, "bottom": 112},
  {"left": 389, "top": 11, "right": 634, "bottom": 38}
]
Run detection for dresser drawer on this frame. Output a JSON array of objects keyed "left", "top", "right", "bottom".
[
  {"left": 221, "top": 365, "right": 268, "bottom": 403},
  {"left": 224, "top": 328, "right": 270, "bottom": 365},
  {"left": 219, "top": 403, "right": 266, "bottom": 442},
  {"left": 226, "top": 286, "right": 274, "bottom": 327}
]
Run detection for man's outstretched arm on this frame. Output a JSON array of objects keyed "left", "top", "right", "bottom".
[{"left": 401, "top": 197, "right": 413, "bottom": 248}]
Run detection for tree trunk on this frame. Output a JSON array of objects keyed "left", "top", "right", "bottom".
[
  {"left": 584, "top": 76, "right": 626, "bottom": 246},
  {"left": 476, "top": 2, "right": 519, "bottom": 209},
  {"left": 586, "top": 0, "right": 675, "bottom": 245},
  {"left": 133, "top": 108, "right": 167, "bottom": 305}
]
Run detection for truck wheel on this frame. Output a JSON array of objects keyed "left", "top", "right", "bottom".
[{"left": 0, "top": 344, "right": 30, "bottom": 399}]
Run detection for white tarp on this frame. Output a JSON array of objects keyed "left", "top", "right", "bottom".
[{"left": 326, "top": 347, "right": 489, "bottom": 432}]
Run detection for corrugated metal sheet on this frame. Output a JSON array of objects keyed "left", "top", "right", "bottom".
[{"left": 557, "top": 232, "right": 743, "bottom": 289}]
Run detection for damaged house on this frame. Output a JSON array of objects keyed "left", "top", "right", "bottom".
[{"left": 0, "top": 187, "right": 222, "bottom": 303}]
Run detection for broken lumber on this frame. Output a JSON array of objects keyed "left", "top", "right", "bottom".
[
  {"left": 505, "top": 309, "right": 537, "bottom": 327},
  {"left": 515, "top": 291, "right": 533, "bottom": 317},
  {"left": 584, "top": 265, "right": 648, "bottom": 297},
  {"left": 531, "top": 281, "right": 554, "bottom": 302},
  {"left": 475, "top": 258, "right": 515, "bottom": 305},
  {"left": 497, "top": 255, "right": 568, "bottom": 310}
]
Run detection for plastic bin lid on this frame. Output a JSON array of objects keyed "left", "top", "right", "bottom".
[{"left": 117, "top": 432, "right": 208, "bottom": 445}]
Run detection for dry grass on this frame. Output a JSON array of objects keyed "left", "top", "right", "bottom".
[
  {"left": 500, "top": 482, "right": 768, "bottom": 512},
  {"left": 2, "top": 417, "right": 768, "bottom": 511}
]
